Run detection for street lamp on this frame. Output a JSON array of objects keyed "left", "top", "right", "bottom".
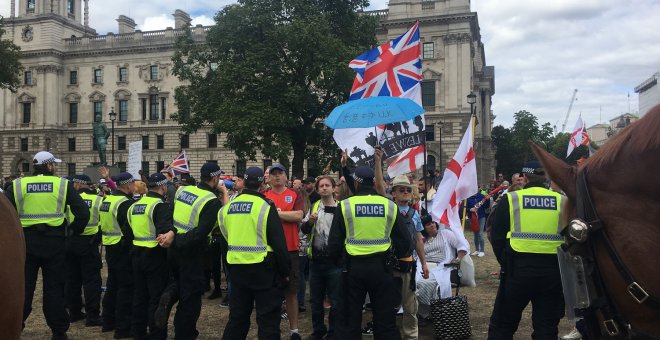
[
  {"left": 108, "top": 107, "right": 116, "bottom": 166},
  {"left": 467, "top": 91, "right": 476, "bottom": 117}
]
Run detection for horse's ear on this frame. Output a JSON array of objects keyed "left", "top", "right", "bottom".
[{"left": 529, "top": 141, "right": 577, "bottom": 201}]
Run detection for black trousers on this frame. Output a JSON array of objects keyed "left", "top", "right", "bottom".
[
  {"left": 221, "top": 271, "right": 282, "bottom": 340},
  {"left": 132, "top": 246, "right": 169, "bottom": 339},
  {"left": 335, "top": 257, "right": 401, "bottom": 340},
  {"left": 102, "top": 242, "right": 133, "bottom": 333},
  {"left": 23, "top": 233, "right": 69, "bottom": 335},
  {"left": 204, "top": 238, "right": 222, "bottom": 291},
  {"left": 65, "top": 234, "right": 102, "bottom": 320},
  {"left": 487, "top": 263, "right": 565, "bottom": 340},
  {"left": 171, "top": 249, "right": 206, "bottom": 339}
]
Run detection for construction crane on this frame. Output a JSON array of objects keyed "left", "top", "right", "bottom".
[{"left": 561, "top": 89, "right": 578, "bottom": 133}]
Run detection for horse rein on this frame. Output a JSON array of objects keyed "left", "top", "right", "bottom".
[{"left": 564, "top": 170, "right": 660, "bottom": 338}]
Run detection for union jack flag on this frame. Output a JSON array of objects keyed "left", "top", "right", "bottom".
[
  {"left": 164, "top": 150, "right": 190, "bottom": 175},
  {"left": 349, "top": 22, "right": 422, "bottom": 100}
]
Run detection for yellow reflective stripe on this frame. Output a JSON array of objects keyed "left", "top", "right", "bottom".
[
  {"left": 383, "top": 199, "right": 395, "bottom": 238},
  {"left": 110, "top": 197, "right": 128, "bottom": 235},
  {"left": 343, "top": 198, "right": 354, "bottom": 239},
  {"left": 88, "top": 195, "right": 103, "bottom": 227},
  {"left": 218, "top": 206, "right": 228, "bottom": 239},
  {"left": 185, "top": 193, "right": 216, "bottom": 228},
  {"left": 510, "top": 191, "right": 522, "bottom": 233},
  {"left": 56, "top": 178, "right": 66, "bottom": 213},
  {"left": 255, "top": 202, "right": 269, "bottom": 247},
  {"left": 557, "top": 195, "right": 564, "bottom": 233},
  {"left": 14, "top": 178, "right": 24, "bottom": 216}
]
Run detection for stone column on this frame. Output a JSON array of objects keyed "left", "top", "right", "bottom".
[
  {"left": 10, "top": 0, "right": 15, "bottom": 17},
  {"left": 84, "top": 0, "right": 89, "bottom": 28}
]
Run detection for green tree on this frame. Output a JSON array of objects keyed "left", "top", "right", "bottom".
[
  {"left": 0, "top": 18, "right": 22, "bottom": 92},
  {"left": 172, "top": 0, "right": 376, "bottom": 178}
]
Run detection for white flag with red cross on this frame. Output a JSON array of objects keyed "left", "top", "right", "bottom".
[
  {"left": 429, "top": 117, "right": 478, "bottom": 249},
  {"left": 387, "top": 145, "right": 425, "bottom": 178},
  {"left": 567, "top": 117, "right": 590, "bottom": 157}
]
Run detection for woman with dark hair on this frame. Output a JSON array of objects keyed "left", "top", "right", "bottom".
[{"left": 416, "top": 215, "right": 468, "bottom": 320}]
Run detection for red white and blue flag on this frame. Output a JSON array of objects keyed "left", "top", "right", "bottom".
[
  {"left": 164, "top": 150, "right": 190, "bottom": 175},
  {"left": 334, "top": 22, "right": 425, "bottom": 176},
  {"left": 567, "top": 116, "right": 590, "bottom": 157}
]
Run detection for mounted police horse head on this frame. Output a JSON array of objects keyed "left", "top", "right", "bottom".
[
  {"left": 0, "top": 193, "right": 25, "bottom": 339},
  {"left": 531, "top": 105, "right": 660, "bottom": 339}
]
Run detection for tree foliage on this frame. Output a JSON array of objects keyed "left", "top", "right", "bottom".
[
  {"left": 0, "top": 18, "right": 22, "bottom": 92},
  {"left": 171, "top": 0, "right": 376, "bottom": 177}
]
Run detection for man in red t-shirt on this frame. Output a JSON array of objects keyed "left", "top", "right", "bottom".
[{"left": 264, "top": 163, "right": 305, "bottom": 339}]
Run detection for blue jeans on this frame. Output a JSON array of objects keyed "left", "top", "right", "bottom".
[
  {"left": 473, "top": 216, "right": 486, "bottom": 252},
  {"left": 297, "top": 255, "right": 309, "bottom": 307},
  {"left": 309, "top": 261, "right": 341, "bottom": 337}
]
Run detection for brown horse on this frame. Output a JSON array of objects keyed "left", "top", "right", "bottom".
[
  {"left": 0, "top": 193, "right": 25, "bottom": 339},
  {"left": 532, "top": 105, "right": 660, "bottom": 338}
]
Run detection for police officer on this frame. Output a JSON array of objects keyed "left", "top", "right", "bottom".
[
  {"left": 100, "top": 172, "right": 136, "bottom": 338},
  {"left": 127, "top": 173, "right": 175, "bottom": 340},
  {"left": 487, "top": 160, "right": 565, "bottom": 340},
  {"left": 65, "top": 174, "right": 103, "bottom": 327},
  {"left": 4, "top": 151, "right": 90, "bottom": 340},
  {"left": 220, "top": 166, "right": 291, "bottom": 340},
  {"left": 156, "top": 162, "right": 226, "bottom": 339},
  {"left": 327, "top": 166, "right": 412, "bottom": 339}
]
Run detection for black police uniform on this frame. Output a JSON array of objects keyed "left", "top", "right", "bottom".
[
  {"left": 5, "top": 173, "right": 90, "bottom": 339},
  {"left": 487, "top": 181, "right": 565, "bottom": 340},
  {"left": 130, "top": 190, "right": 175, "bottom": 340},
  {"left": 327, "top": 185, "right": 411, "bottom": 340},
  {"left": 65, "top": 186, "right": 103, "bottom": 326},
  {"left": 220, "top": 189, "right": 291, "bottom": 340},
  {"left": 101, "top": 189, "right": 135, "bottom": 337}
]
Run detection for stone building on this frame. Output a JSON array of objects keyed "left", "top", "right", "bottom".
[
  {"left": 635, "top": 72, "right": 660, "bottom": 117},
  {"left": 1, "top": 0, "right": 495, "bottom": 183},
  {"left": 370, "top": 0, "right": 496, "bottom": 184}
]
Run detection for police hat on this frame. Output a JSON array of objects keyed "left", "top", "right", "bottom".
[
  {"left": 147, "top": 173, "right": 168, "bottom": 186},
  {"left": 112, "top": 172, "right": 135, "bottom": 186},
  {"left": 71, "top": 174, "right": 92, "bottom": 185},
  {"left": 201, "top": 163, "right": 224, "bottom": 177},
  {"left": 521, "top": 160, "right": 545, "bottom": 175},
  {"left": 352, "top": 166, "right": 374, "bottom": 185},
  {"left": 180, "top": 175, "right": 197, "bottom": 186},
  {"left": 244, "top": 167, "right": 265, "bottom": 182},
  {"left": 33, "top": 151, "right": 62, "bottom": 165}
]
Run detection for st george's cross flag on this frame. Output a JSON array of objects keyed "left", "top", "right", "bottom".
[
  {"left": 164, "top": 150, "right": 190, "bottom": 175},
  {"left": 566, "top": 117, "right": 591, "bottom": 157},
  {"left": 430, "top": 117, "right": 478, "bottom": 250},
  {"left": 387, "top": 145, "right": 425, "bottom": 177},
  {"left": 333, "top": 22, "right": 426, "bottom": 174}
]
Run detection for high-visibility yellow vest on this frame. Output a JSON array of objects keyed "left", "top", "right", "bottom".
[
  {"left": 79, "top": 192, "right": 103, "bottom": 236},
  {"left": 341, "top": 195, "right": 397, "bottom": 256},
  {"left": 13, "top": 176, "right": 68, "bottom": 227},
  {"left": 172, "top": 186, "right": 217, "bottom": 234},
  {"left": 127, "top": 195, "right": 163, "bottom": 248},
  {"left": 506, "top": 187, "right": 564, "bottom": 254},
  {"left": 100, "top": 194, "right": 130, "bottom": 245},
  {"left": 218, "top": 194, "right": 272, "bottom": 264}
]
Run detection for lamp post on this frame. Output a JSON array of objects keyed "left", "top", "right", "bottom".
[
  {"left": 108, "top": 107, "right": 116, "bottom": 166},
  {"left": 467, "top": 91, "right": 476, "bottom": 118},
  {"left": 437, "top": 121, "right": 444, "bottom": 170}
]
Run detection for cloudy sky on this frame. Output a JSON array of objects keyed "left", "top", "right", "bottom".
[{"left": 2, "top": 0, "right": 659, "bottom": 128}]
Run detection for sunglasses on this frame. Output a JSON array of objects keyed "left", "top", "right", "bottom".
[{"left": 396, "top": 187, "right": 412, "bottom": 193}]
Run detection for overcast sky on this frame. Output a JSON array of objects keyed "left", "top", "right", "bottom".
[{"left": 2, "top": 0, "right": 659, "bottom": 129}]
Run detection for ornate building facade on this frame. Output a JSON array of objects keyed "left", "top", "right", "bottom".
[{"left": 1, "top": 0, "right": 495, "bottom": 183}]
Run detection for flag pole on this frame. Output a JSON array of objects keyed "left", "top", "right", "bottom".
[
  {"left": 423, "top": 129, "right": 428, "bottom": 212},
  {"left": 460, "top": 115, "right": 475, "bottom": 232}
]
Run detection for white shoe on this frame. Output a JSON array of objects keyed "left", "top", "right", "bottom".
[
  {"left": 478, "top": 252, "right": 485, "bottom": 257},
  {"left": 560, "top": 328, "right": 582, "bottom": 340},
  {"left": 470, "top": 251, "right": 479, "bottom": 256}
]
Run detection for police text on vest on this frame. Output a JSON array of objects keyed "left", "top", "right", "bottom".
[
  {"left": 26, "top": 183, "right": 53, "bottom": 193},
  {"left": 355, "top": 204, "right": 385, "bottom": 217},
  {"left": 177, "top": 192, "right": 199, "bottom": 206},
  {"left": 228, "top": 202, "right": 253, "bottom": 214},
  {"left": 132, "top": 204, "right": 147, "bottom": 215},
  {"left": 522, "top": 196, "right": 557, "bottom": 210}
]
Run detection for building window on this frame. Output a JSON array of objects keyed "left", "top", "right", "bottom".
[
  {"left": 119, "top": 67, "right": 128, "bottom": 82},
  {"left": 141, "top": 161, "right": 150, "bottom": 174},
  {"left": 20, "top": 137, "right": 28, "bottom": 152},
  {"left": 156, "top": 135, "right": 164, "bottom": 149},
  {"left": 427, "top": 155, "right": 436, "bottom": 172},
  {"left": 23, "top": 103, "right": 31, "bottom": 124},
  {"left": 421, "top": 81, "right": 435, "bottom": 107},
  {"left": 118, "top": 136, "right": 126, "bottom": 150},
  {"left": 142, "top": 135, "right": 149, "bottom": 150},
  {"left": 117, "top": 161, "right": 127, "bottom": 172},
  {"left": 68, "top": 138, "right": 76, "bottom": 151},
  {"left": 149, "top": 95, "right": 159, "bottom": 120},
  {"left": 118, "top": 100, "right": 128, "bottom": 121},
  {"left": 156, "top": 161, "right": 165, "bottom": 172},
  {"left": 21, "top": 161, "right": 31, "bottom": 173},
  {"left": 67, "top": 0, "right": 74, "bottom": 15},
  {"left": 423, "top": 42, "right": 434, "bottom": 59},
  {"left": 93, "top": 101, "right": 102, "bottom": 120},
  {"left": 141, "top": 98, "right": 147, "bottom": 120},
  {"left": 150, "top": 65, "right": 159, "bottom": 80},
  {"left": 421, "top": 0, "right": 435, "bottom": 10},
  {"left": 24, "top": 71, "right": 32, "bottom": 85},
  {"left": 93, "top": 69, "right": 103, "bottom": 84},
  {"left": 27, "top": 0, "right": 35, "bottom": 12},
  {"left": 208, "top": 133, "right": 217, "bottom": 148},
  {"left": 70, "top": 71, "right": 77, "bottom": 85},
  {"left": 68, "top": 163, "right": 76, "bottom": 176},
  {"left": 160, "top": 97, "right": 167, "bottom": 119},
  {"left": 180, "top": 134, "right": 189, "bottom": 149},
  {"left": 236, "top": 160, "right": 246, "bottom": 177},
  {"left": 69, "top": 103, "right": 78, "bottom": 123},
  {"left": 263, "top": 159, "right": 272, "bottom": 170},
  {"left": 425, "top": 125, "right": 435, "bottom": 141}
]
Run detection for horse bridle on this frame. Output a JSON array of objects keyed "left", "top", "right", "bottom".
[{"left": 564, "top": 170, "right": 660, "bottom": 338}]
